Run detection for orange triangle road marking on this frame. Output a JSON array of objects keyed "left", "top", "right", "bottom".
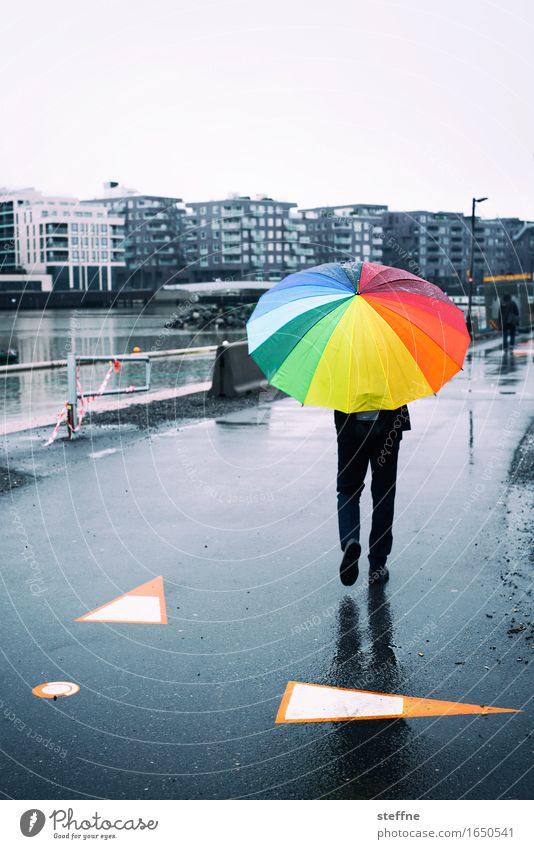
[
  {"left": 75, "top": 576, "right": 167, "bottom": 624},
  {"left": 275, "top": 682, "right": 520, "bottom": 723}
]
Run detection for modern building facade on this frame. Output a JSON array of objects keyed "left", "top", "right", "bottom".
[
  {"left": 382, "top": 210, "right": 468, "bottom": 295},
  {"left": 511, "top": 222, "right": 534, "bottom": 278},
  {"left": 296, "top": 204, "right": 386, "bottom": 266},
  {"left": 84, "top": 183, "right": 188, "bottom": 290},
  {"left": 184, "top": 195, "right": 313, "bottom": 282},
  {"left": 382, "top": 211, "right": 533, "bottom": 296},
  {"left": 0, "top": 188, "right": 125, "bottom": 291}
]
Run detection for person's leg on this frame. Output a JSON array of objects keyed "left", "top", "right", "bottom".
[
  {"left": 509, "top": 323, "right": 516, "bottom": 349},
  {"left": 368, "top": 428, "right": 401, "bottom": 578},
  {"left": 335, "top": 413, "right": 370, "bottom": 550},
  {"left": 502, "top": 323, "right": 508, "bottom": 350}
]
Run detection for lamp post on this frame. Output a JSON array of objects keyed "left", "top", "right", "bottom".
[{"left": 466, "top": 196, "right": 488, "bottom": 335}]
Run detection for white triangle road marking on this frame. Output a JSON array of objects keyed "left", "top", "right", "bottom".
[
  {"left": 81, "top": 595, "right": 161, "bottom": 623},
  {"left": 284, "top": 683, "right": 404, "bottom": 721}
]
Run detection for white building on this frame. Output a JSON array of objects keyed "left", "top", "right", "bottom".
[{"left": 0, "top": 188, "right": 125, "bottom": 291}]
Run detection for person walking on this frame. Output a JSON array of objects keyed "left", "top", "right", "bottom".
[
  {"left": 499, "top": 294, "right": 519, "bottom": 351},
  {"left": 335, "top": 406, "right": 410, "bottom": 586}
]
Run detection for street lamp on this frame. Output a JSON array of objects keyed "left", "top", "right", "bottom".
[{"left": 466, "top": 196, "right": 488, "bottom": 335}]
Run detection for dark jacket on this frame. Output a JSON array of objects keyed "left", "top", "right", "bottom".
[
  {"left": 335, "top": 405, "right": 411, "bottom": 434},
  {"left": 499, "top": 300, "right": 519, "bottom": 327}
]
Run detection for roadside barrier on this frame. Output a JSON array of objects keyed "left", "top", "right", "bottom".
[
  {"left": 44, "top": 351, "right": 151, "bottom": 446},
  {"left": 210, "top": 340, "right": 268, "bottom": 398}
]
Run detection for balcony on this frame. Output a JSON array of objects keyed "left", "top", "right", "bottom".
[{"left": 221, "top": 223, "right": 241, "bottom": 231}]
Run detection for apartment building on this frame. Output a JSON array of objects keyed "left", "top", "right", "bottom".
[
  {"left": 382, "top": 210, "right": 469, "bottom": 294},
  {"left": 296, "top": 204, "right": 386, "bottom": 266},
  {"left": 0, "top": 188, "right": 125, "bottom": 291},
  {"left": 184, "top": 195, "right": 314, "bottom": 282},
  {"left": 84, "top": 183, "right": 188, "bottom": 289}
]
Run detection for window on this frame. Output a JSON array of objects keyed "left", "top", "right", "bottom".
[
  {"left": 268, "top": 255, "right": 275, "bottom": 263},
  {"left": 102, "top": 251, "right": 108, "bottom": 260},
  {"left": 200, "top": 206, "right": 206, "bottom": 214},
  {"left": 268, "top": 218, "right": 274, "bottom": 227},
  {"left": 258, "top": 218, "right": 265, "bottom": 226},
  {"left": 73, "top": 251, "right": 79, "bottom": 260},
  {"left": 268, "top": 230, "right": 274, "bottom": 239},
  {"left": 201, "top": 231, "right": 206, "bottom": 239},
  {"left": 100, "top": 224, "right": 108, "bottom": 232},
  {"left": 275, "top": 218, "right": 282, "bottom": 226},
  {"left": 72, "top": 237, "right": 79, "bottom": 245}
]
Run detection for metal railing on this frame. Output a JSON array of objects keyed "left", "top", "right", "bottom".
[
  {"left": 66, "top": 352, "right": 152, "bottom": 436},
  {"left": 0, "top": 345, "right": 218, "bottom": 375}
]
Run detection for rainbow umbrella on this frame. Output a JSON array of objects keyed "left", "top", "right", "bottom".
[{"left": 246, "top": 261, "right": 470, "bottom": 413}]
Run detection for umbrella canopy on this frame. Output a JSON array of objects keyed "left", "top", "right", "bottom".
[{"left": 246, "top": 261, "right": 470, "bottom": 413}]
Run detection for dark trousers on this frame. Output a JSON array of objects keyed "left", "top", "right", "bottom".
[
  {"left": 335, "top": 411, "right": 401, "bottom": 566},
  {"left": 502, "top": 323, "right": 516, "bottom": 349}
]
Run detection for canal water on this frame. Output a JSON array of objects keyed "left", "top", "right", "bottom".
[{"left": 0, "top": 308, "right": 243, "bottom": 432}]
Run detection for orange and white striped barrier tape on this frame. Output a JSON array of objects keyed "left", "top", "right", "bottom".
[{"left": 43, "top": 359, "right": 120, "bottom": 446}]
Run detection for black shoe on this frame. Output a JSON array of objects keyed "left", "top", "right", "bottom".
[
  {"left": 369, "top": 561, "right": 389, "bottom": 584},
  {"left": 340, "top": 539, "right": 361, "bottom": 586}
]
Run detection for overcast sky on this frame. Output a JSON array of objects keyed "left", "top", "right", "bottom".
[{"left": 2, "top": 0, "right": 533, "bottom": 219}]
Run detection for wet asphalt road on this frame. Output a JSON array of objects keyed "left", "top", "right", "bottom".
[{"left": 1, "top": 336, "right": 533, "bottom": 800}]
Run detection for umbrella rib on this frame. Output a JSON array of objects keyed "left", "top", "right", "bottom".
[{"left": 363, "top": 296, "right": 468, "bottom": 370}]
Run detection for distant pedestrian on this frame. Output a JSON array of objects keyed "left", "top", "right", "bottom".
[
  {"left": 499, "top": 294, "right": 519, "bottom": 351},
  {"left": 335, "top": 406, "right": 410, "bottom": 586}
]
